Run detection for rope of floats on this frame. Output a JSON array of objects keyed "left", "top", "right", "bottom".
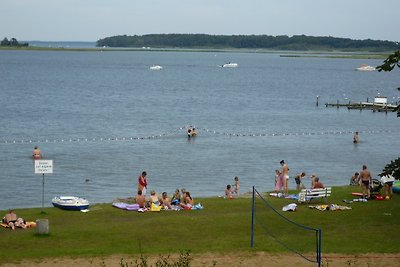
[{"left": 0, "top": 127, "right": 397, "bottom": 145}]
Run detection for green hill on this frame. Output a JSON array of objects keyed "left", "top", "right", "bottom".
[{"left": 96, "top": 34, "right": 400, "bottom": 52}]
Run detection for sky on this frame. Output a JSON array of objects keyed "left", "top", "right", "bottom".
[{"left": 1, "top": 0, "right": 399, "bottom": 42}]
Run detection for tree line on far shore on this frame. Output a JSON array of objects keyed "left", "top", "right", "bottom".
[
  {"left": 1, "top": 37, "right": 29, "bottom": 47},
  {"left": 96, "top": 34, "right": 400, "bottom": 52}
]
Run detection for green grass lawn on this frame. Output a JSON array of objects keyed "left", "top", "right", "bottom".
[{"left": 0, "top": 186, "right": 399, "bottom": 264}]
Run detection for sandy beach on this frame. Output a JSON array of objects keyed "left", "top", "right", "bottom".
[{"left": 2, "top": 252, "right": 400, "bottom": 267}]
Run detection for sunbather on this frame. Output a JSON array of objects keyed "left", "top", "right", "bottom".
[
  {"left": 135, "top": 190, "right": 146, "bottom": 208},
  {"left": 180, "top": 191, "right": 194, "bottom": 209},
  {"left": 3, "top": 210, "right": 26, "bottom": 230},
  {"left": 160, "top": 192, "right": 172, "bottom": 209},
  {"left": 225, "top": 184, "right": 233, "bottom": 199}
]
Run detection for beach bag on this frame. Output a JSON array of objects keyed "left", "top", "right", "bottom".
[{"left": 150, "top": 203, "right": 162, "bottom": 212}]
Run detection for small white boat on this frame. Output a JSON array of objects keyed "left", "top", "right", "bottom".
[
  {"left": 52, "top": 196, "right": 89, "bottom": 211},
  {"left": 149, "top": 65, "right": 163, "bottom": 70},
  {"left": 221, "top": 62, "right": 238, "bottom": 68},
  {"left": 356, "top": 64, "right": 375, "bottom": 71}
]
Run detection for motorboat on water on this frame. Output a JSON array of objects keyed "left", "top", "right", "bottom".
[
  {"left": 150, "top": 65, "right": 163, "bottom": 70},
  {"left": 52, "top": 196, "right": 90, "bottom": 211},
  {"left": 221, "top": 62, "right": 238, "bottom": 68},
  {"left": 356, "top": 64, "right": 375, "bottom": 71}
]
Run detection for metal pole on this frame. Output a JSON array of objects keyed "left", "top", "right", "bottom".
[
  {"left": 251, "top": 186, "right": 255, "bottom": 248},
  {"left": 42, "top": 173, "right": 45, "bottom": 211},
  {"left": 317, "top": 229, "right": 322, "bottom": 267}
]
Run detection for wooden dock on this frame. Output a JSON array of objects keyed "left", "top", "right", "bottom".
[{"left": 325, "top": 101, "right": 397, "bottom": 113}]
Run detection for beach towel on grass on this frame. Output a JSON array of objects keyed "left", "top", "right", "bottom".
[
  {"left": 112, "top": 202, "right": 140, "bottom": 211},
  {"left": 308, "top": 204, "right": 352, "bottom": 211},
  {"left": 1, "top": 221, "right": 36, "bottom": 229}
]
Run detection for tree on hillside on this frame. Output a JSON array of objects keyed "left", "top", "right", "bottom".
[
  {"left": 376, "top": 50, "right": 400, "bottom": 179},
  {"left": 1, "top": 37, "right": 10, "bottom": 46},
  {"left": 0, "top": 37, "right": 28, "bottom": 47},
  {"left": 376, "top": 50, "right": 400, "bottom": 117}
]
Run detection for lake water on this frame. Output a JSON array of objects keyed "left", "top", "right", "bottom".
[{"left": 0, "top": 50, "right": 399, "bottom": 210}]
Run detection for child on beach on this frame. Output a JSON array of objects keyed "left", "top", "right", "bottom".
[
  {"left": 294, "top": 172, "right": 306, "bottom": 190},
  {"left": 171, "top": 189, "right": 181, "bottom": 205},
  {"left": 274, "top": 170, "right": 283, "bottom": 192},
  {"left": 233, "top": 176, "right": 239, "bottom": 194},
  {"left": 225, "top": 184, "right": 233, "bottom": 199}
]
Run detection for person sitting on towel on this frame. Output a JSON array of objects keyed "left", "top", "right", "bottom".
[{"left": 135, "top": 190, "right": 146, "bottom": 208}]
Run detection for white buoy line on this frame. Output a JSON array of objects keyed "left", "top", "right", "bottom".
[{"left": 0, "top": 127, "right": 396, "bottom": 145}]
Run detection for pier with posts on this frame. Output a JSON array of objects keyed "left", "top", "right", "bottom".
[
  {"left": 325, "top": 99, "right": 397, "bottom": 113},
  {"left": 324, "top": 95, "right": 397, "bottom": 113}
]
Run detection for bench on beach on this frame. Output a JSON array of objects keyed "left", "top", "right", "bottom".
[{"left": 298, "top": 187, "right": 332, "bottom": 203}]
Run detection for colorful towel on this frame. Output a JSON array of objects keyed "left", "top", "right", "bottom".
[{"left": 308, "top": 204, "right": 352, "bottom": 211}]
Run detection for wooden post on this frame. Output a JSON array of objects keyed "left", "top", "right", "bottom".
[{"left": 336, "top": 99, "right": 339, "bottom": 108}]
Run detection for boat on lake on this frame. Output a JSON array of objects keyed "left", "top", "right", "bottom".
[
  {"left": 150, "top": 65, "right": 163, "bottom": 70},
  {"left": 52, "top": 196, "right": 89, "bottom": 211},
  {"left": 221, "top": 62, "right": 238, "bottom": 68},
  {"left": 356, "top": 64, "right": 375, "bottom": 71}
]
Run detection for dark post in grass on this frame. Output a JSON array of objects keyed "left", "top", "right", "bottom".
[{"left": 251, "top": 186, "right": 255, "bottom": 248}]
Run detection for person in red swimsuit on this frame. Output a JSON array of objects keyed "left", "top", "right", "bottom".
[{"left": 137, "top": 171, "right": 148, "bottom": 196}]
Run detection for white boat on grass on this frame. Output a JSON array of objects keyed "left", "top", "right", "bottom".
[
  {"left": 221, "top": 62, "right": 238, "bottom": 68},
  {"left": 150, "top": 65, "right": 163, "bottom": 70},
  {"left": 52, "top": 196, "right": 89, "bottom": 211},
  {"left": 356, "top": 64, "right": 375, "bottom": 71}
]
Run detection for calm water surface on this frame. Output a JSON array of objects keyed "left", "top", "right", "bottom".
[{"left": 0, "top": 50, "right": 399, "bottom": 209}]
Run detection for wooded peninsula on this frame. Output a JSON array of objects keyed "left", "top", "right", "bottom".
[{"left": 96, "top": 34, "right": 400, "bottom": 52}]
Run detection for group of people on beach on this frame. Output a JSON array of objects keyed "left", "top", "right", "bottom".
[
  {"left": 135, "top": 171, "right": 194, "bottom": 210},
  {"left": 225, "top": 176, "right": 240, "bottom": 199},
  {"left": 274, "top": 160, "right": 325, "bottom": 195},
  {"left": 350, "top": 164, "right": 394, "bottom": 199}
]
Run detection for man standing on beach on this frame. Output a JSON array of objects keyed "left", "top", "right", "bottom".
[
  {"left": 138, "top": 171, "right": 148, "bottom": 196},
  {"left": 280, "top": 160, "right": 289, "bottom": 195},
  {"left": 360, "top": 165, "right": 372, "bottom": 199}
]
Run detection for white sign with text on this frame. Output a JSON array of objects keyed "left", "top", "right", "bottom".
[{"left": 35, "top": 160, "right": 53, "bottom": 174}]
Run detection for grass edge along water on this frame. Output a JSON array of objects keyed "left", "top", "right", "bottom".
[{"left": 0, "top": 185, "right": 399, "bottom": 265}]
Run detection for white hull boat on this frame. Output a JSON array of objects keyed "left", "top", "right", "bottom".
[
  {"left": 356, "top": 64, "right": 375, "bottom": 71},
  {"left": 221, "top": 62, "right": 238, "bottom": 68},
  {"left": 150, "top": 65, "right": 163, "bottom": 70},
  {"left": 52, "top": 196, "right": 90, "bottom": 211}
]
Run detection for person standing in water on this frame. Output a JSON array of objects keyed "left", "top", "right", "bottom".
[
  {"left": 353, "top": 131, "right": 359, "bottom": 143},
  {"left": 32, "top": 146, "right": 41, "bottom": 159}
]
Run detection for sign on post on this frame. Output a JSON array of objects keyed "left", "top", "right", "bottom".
[
  {"left": 34, "top": 160, "right": 53, "bottom": 212},
  {"left": 35, "top": 160, "right": 53, "bottom": 174}
]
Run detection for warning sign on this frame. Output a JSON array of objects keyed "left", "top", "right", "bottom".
[{"left": 35, "top": 160, "right": 53, "bottom": 174}]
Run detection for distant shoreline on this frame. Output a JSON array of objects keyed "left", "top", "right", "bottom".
[{"left": 0, "top": 46, "right": 391, "bottom": 59}]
